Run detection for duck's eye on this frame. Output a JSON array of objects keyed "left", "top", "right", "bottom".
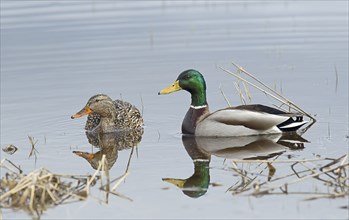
[{"left": 95, "top": 99, "right": 100, "bottom": 102}]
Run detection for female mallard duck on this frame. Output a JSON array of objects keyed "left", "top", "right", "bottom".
[
  {"left": 158, "top": 69, "right": 307, "bottom": 137},
  {"left": 71, "top": 94, "right": 143, "bottom": 132}
]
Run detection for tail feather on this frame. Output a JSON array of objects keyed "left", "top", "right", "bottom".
[{"left": 277, "top": 116, "right": 307, "bottom": 132}]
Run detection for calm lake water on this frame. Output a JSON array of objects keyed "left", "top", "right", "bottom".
[{"left": 1, "top": 1, "right": 348, "bottom": 219}]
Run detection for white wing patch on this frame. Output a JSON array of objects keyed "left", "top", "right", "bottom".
[
  {"left": 204, "top": 109, "right": 290, "bottom": 130},
  {"left": 278, "top": 121, "right": 308, "bottom": 129}
]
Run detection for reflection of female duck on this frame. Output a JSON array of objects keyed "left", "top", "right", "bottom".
[
  {"left": 159, "top": 70, "right": 307, "bottom": 136},
  {"left": 163, "top": 133, "right": 307, "bottom": 198},
  {"left": 73, "top": 129, "right": 143, "bottom": 170},
  {"left": 71, "top": 94, "right": 143, "bottom": 133},
  {"left": 73, "top": 144, "right": 118, "bottom": 170}
]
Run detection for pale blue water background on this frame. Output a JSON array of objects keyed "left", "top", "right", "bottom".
[{"left": 1, "top": 1, "right": 348, "bottom": 219}]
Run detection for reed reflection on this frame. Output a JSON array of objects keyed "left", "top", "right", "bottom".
[{"left": 163, "top": 133, "right": 308, "bottom": 198}]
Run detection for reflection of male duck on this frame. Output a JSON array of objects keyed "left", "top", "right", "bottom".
[
  {"left": 163, "top": 160, "right": 210, "bottom": 198},
  {"left": 163, "top": 136, "right": 211, "bottom": 198},
  {"left": 163, "top": 133, "right": 307, "bottom": 198},
  {"left": 195, "top": 132, "right": 307, "bottom": 160},
  {"left": 73, "top": 129, "right": 143, "bottom": 170}
]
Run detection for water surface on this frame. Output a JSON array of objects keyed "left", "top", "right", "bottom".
[{"left": 1, "top": 1, "right": 348, "bottom": 219}]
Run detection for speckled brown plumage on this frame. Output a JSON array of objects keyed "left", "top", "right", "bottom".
[
  {"left": 85, "top": 99, "right": 143, "bottom": 131},
  {"left": 85, "top": 113, "right": 102, "bottom": 131},
  {"left": 72, "top": 94, "right": 143, "bottom": 132}
]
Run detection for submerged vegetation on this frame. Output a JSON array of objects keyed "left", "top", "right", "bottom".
[
  {"left": 1, "top": 159, "right": 90, "bottom": 219},
  {"left": 2, "top": 144, "right": 18, "bottom": 155},
  {"left": 0, "top": 145, "right": 136, "bottom": 219},
  {"left": 1, "top": 128, "right": 141, "bottom": 219},
  {"left": 227, "top": 154, "right": 349, "bottom": 200}
]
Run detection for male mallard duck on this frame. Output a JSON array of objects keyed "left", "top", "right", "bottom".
[
  {"left": 158, "top": 69, "right": 307, "bottom": 137},
  {"left": 71, "top": 94, "right": 143, "bottom": 132}
]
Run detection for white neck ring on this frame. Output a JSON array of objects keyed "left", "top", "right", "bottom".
[{"left": 190, "top": 105, "right": 207, "bottom": 109}]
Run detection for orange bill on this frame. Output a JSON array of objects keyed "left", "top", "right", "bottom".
[
  {"left": 72, "top": 151, "right": 95, "bottom": 160},
  {"left": 71, "top": 106, "right": 92, "bottom": 119}
]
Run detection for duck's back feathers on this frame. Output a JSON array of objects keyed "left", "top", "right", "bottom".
[
  {"left": 233, "top": 104, "right": 288, "bottom": 115},
  {"left": 195, "top": 104, "right": 307, "bottom": 137},
  {"left": 114, "top": 99, "right": 143, "bottom": 129},
  {"left": 233, "top": 104, "right": 307, "bottom": 132},
  {"left": 85, "top": 99, "right": 143, "bottom": 131}
]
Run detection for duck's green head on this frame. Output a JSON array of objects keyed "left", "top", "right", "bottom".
[{"left": 159, "top": 69, "right": 207, "bottom": 106}]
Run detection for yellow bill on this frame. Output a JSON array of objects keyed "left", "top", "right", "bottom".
[
  {"left": 158, "top": 80, "right": 182, "bottom": 95},
  {"left": 162, "top": 178, "right": 185, "bottom": 188}
]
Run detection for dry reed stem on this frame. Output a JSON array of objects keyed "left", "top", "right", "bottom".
[
  {"left": 219, "top": 65, "right": 316, "bottom": 122},
  {"left": 237, "top": 68, "right": 252, "bottom": 103},
  {"left": 93, "top": 149, "right": 135, "bottom": 201},
  {"left": 231, "top": 158, "right": 325, "bottom": 164},
  {"left": 233, "top": 82, "right": 246, "bottom": 105},
  {"left": 272, "top": 104, "right": 289, "bottom": 113},
  {"left": 0, "top": 155, "right": 130, "bottom": 219},
  {"left": 231, "top": 62, "right": 313, "bottom": 119},
  {"left": 111, "top": 172, "right": 129, "bottom": 192},
  {"left": 220, "top": 66, "right": 296, "bottom": 110},
  {"left": 1, "top": 167, "right": 85, "bottom": 218},
  {"left": 227, "top": 154, "right": 348, "bottom": 200},
  {"left": 109, "top": 146, "right": 135, "bottom": 192},
  {"left": 254, "top": 162, "right": 349, "bottom": 195},
  {"left": 28, "top": 136, "right": 38, "bottom": 160},
  {"left": 125, "top": 146, "right": 135, "bottom": 174},
  {"left": 0, "top": 158, "right": 22, "bottom": 174},
  {"left": 107, "top": 190, "right": 133, "bottom": 202},
  {"left": 303, "top": 192, "right": 347, "bottom": 201},
  {"left": 219, "top": 84, "right": 232, "bottom": 107}
]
